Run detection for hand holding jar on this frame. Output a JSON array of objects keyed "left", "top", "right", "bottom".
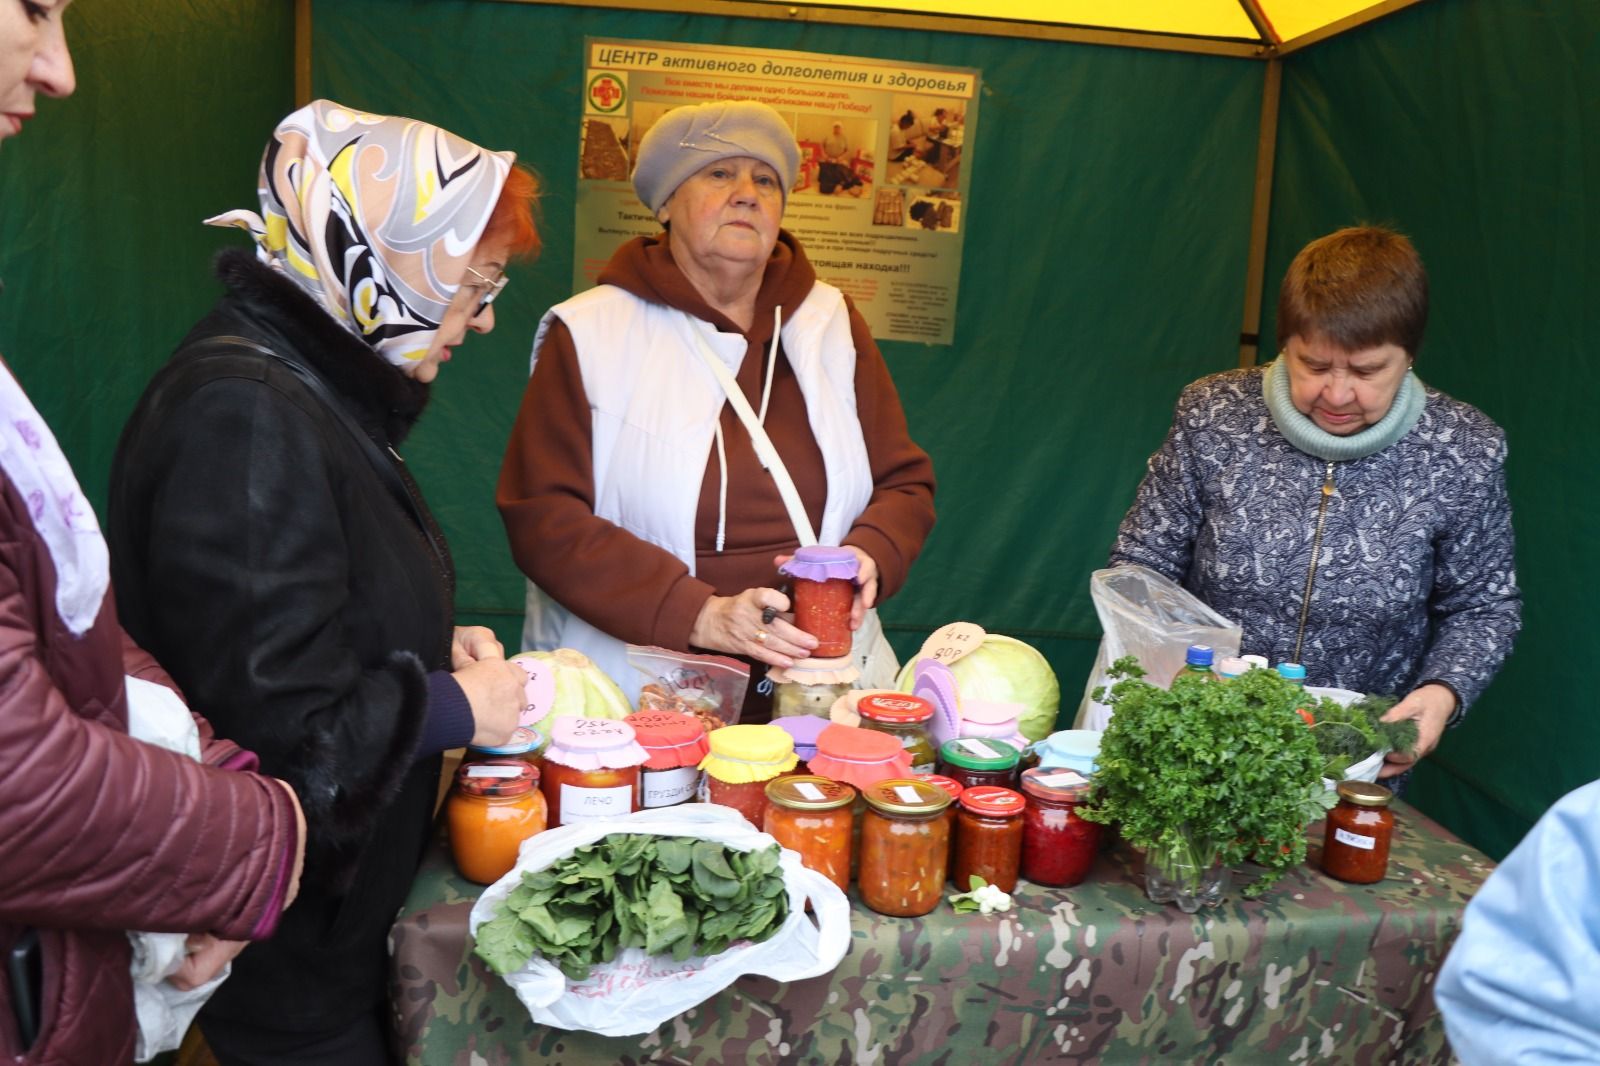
[{"left": 777, "top": 546, "right": 875, "bottom": 658}]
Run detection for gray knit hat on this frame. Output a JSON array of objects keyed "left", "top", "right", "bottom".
[{"left": 632, "top": 100, "right": 800, "bottom": 214}]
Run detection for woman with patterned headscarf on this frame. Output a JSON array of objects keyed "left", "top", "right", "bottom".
[{"left": 106, "top": 100, "right": 541, "bottom": 1065}]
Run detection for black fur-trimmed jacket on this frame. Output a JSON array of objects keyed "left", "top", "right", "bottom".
[{"left": 107, "top": 248, "right": 454, "bottom": 1031}]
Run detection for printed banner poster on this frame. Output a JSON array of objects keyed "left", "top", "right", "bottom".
[{"left": 576, "top": 38, "right": 980, "bottom": 344}]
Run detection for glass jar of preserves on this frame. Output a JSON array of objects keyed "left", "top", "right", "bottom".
[
  {"left": 446, "top": 759, "right": 547, "bottom": 885},
  {"left": 698, "top": 724, "right": 798, "bottom": 827},
  {"left": 952, "top": 786, "right": 1026, "bottom": 893},
  {"left": 955, "top": 700, "right": 1031, "bottom": 755},
  {"left": 768, "top": 657, "right": 858, "bottom": 719},
  {"left": 857, "top": 694, "right": 938, "bottom": 774},
  {"left": 1018, "top": 767, "right": 1101, "bottom": 887},
  {"left": 1322, "top": 780, "right": 1396, "bottom": 884},
  {"left": 919, "top": 773, "right": 965, "bottom": 832},
  {"left": 936, "top": 738, "right": 1021, "bottom": 791},
  {"left": 624, "top": 710, "right": 709, "bottom": 809},
  {"left": 858, "top": 778, "right": 952, "bottom": 917},
  {"left": 540, "top": 717, "right": 648, "bottom": 826},
  {"left": 764, "top": 776, "right": 856, "bottom": 891},
  {"left": 779, "top": 546, "right": 860, "bottom": 658}
]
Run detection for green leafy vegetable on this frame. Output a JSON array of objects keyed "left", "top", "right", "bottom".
[
  {"left": 1081, "top": 657, "right": 1337, "bottom": 898},
  {"left": 1303, "top": 694, "right": 1418, "bottom": 780},
  {"left": 472, "top": 834, "right": 790, "bottom": 979}
]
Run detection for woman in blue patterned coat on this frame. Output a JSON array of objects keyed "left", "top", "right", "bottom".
[{"left": 1110, "top": 226, "right": 1520, "bottom": 780}]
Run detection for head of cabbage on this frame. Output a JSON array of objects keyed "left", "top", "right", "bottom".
[
  {"left": 509, "top": 648, "right": 633, "bottom": 738},
  {"left": 895, "top": 633, "right": 1061, "bottom": 742}
]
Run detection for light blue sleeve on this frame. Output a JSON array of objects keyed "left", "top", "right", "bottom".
[{"left": 1436, "top": 779, "right": 1600, "bottom": 1064}]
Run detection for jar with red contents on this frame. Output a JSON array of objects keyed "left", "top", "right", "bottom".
[
  {"left": 779, "top": 546, "right": 860, "bottom": 659},
  {"left": 936, "top": 738, "right": 1021, "bottom": 791},
  {"left": 624, "top": 710, "right": 709, "bottom": 809},
  {"left": 952, "top": 786, "right": 1026, "bottom": 892},
  {"left": 1018, "top": 767, "right": 1101, "bottom": 887},
  {"left": 919, "top": 773, "right": 965, "bottom": 833},
  {"left": 857, "top": 694, "right": 938, "bottom": 774},
  {"left": 1321, "top": 780, "right": 1396, "bottom": 884},
  {"left": 540, "top": 717, "right": 648, "bottom": 827},
  {"left": 697, "top": 724, "right": 798, "bottom": 827}
]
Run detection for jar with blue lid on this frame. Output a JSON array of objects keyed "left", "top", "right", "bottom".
[{"left": 465, "top": 725, "right": 544, "bottom": 768}]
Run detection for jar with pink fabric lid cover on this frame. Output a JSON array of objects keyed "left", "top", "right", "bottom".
[{"left": 539, "top": 717, "right": 648, "bottom": 826}]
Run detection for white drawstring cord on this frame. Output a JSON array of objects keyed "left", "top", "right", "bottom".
[
  {"left": 758, "top": 305, "right": 781, "bottom": 427},
  {"left": 714, "top": 420, "right": 729, "bottom": 553}
]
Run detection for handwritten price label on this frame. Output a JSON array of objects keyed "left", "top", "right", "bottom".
[
  {"left": 917, "top": 622, "right": 986, "bottom": 668},
  {"left": 513, "top": 658, "right": 556, "bottom": 728}
]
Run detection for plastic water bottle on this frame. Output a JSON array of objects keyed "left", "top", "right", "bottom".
[
  {"left": 1276, "top": 662, "right": 1308, "bottom": 685},
  {"left": 1240, "top": 654, "right": 1270, "bottom": 673},
  {"left": 1170, "top": 645, "right": 1217, "bottom": 686},
  {"left": 1216, "top": 657, "right": 1250, "bottom": 680}
]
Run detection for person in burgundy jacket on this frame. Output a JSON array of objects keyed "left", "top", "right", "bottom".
[
  {"left": 0, "top": 7, "right": 305, "bottom": 1063},
  {"left": 498, "top": 100, "right": 935, "bottom": 718}
]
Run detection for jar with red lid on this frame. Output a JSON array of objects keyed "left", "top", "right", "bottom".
[
  {"left": 858, "top": 778, "right": 951, "bottom": 917},
  {"left": 764, "top": 776, "right": 856, "bottom": 890},
  {"left": 446, "top": 759, "right": 547, "bottom": 884},
  {"left": 1018, "top": 767, "right": 1101, "bottom": 887},
  {"left": 920, "top": 773, "right": 965, "bottom": 833},
  {"left": 1322, "top": 780, "right": 1396, "bottom": 883},
  {"left": 952, "top": 786, "right": 1026, "bottom": 893},
  {"left": 857, "top": 694, "right": 938, "bottom": 774},
  {"left": 624, "top": 710, "right": 709, "bottom": 809},
  {"left": 936, "top": 738, "right": 1021, "bottom": 791},
  {"left": 778, "top": 547, "right": 860, "bottom": 659},
  {"left": 540, "top": 717, "right": 648, "bottom": 826},
  {"left": 697, "top": 724, "right": 798, "bottom": 827}
]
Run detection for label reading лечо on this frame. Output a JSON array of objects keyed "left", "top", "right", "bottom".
[
  {"left": 959, "top": 739, "right": 1000, "bottom": 759},
  {"left": 893, "top": 784, "right": 922, "bottom": 803},
  {"left": 559, "top": 783, "right": 633, "bottom": 824},
  {"left": 465, "top": 765, "right": 524, "bottom": 779},
  {"left": 1333, "top": 827, "right": 1376, "bottom": 851},
  {"left": 795, "top": 782, "right": 827, "bottom": 801}
]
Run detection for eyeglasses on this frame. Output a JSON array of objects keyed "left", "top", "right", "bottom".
[{"left": 462, "top": 265, "right": 509, "bottom": 317}]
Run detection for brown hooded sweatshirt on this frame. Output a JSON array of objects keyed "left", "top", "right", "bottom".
[{"left": 497, "top": 230, "right": 935, "bottom": 657}]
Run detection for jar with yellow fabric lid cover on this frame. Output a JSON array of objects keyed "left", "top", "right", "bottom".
[{"left": 698, "top": 724, "right": 798, "bottom": 827}]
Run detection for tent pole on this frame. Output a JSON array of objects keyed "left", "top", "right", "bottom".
[
  {"left": 295, "top": 0, "right": 313, "bottom": 108},
  {"left": 1238, "top": 57, "right": 1281, "bottom": 369}
]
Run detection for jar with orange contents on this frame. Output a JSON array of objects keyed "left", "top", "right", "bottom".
[
  {"left": 764, "top": 776, "right": 856, "bottom": 891},
  {"left": 446, "top": 759, "right": 547, "bottom": 885},
  {"left": 858, "top": 778, "right": 951, "bottom": 917},
  {"left": 919, "top": 773, "right": 965, "bottom": 834},
  {"left": 779, "top": 547, "right": 860, "bottom": 659},
  {"left": 1322, "top": 780, "right": 1396, "bottom": 883},
  {"left": 952, "top": 785, "right": 1026, "bottom": 892},
  {"left": 539, "top": 717, "right": 647, "bottom": 827}
]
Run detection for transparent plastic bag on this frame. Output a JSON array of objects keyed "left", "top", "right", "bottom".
[
  {"left": 627, "top": 645, "right": 750, "bottom": 730},
  {"left": 1074, "top": 566, "right": 1242, "bottom": 730}
]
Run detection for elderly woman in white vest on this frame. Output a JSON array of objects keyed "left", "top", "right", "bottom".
[{"left": 498, "top": 100, "right": 935, "bottom": 718}]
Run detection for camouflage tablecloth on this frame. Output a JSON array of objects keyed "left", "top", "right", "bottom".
[{"left": 389, "top": 801, "right": 1490, "bottom": 1065}]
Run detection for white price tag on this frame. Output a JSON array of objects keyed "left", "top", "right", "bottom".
[
  {"left": 1333, "top": 827, "right": 1376, "bottom": 851},
  {"left": 795, "top": 782, "right": 828, "bottom": 801},
  {"left": 465, "top": 764, "right": 524, "bottom": 779},
  {"left": 916, "top": 622, "right": 987, "bottom": 668},
  {"left": 893, "top": 785, "right": 922, "bottom": 803},
  {"left": 1037, "top": 771, "right": 1088, "bottom": 787},
  {"left": 641, "top": 767, "right": 699, "bottom": 809},
  {"left": 959, "top": 739, "right": 1000, "bottom": 759},
  {"left": 558, "top": 783, "right": 634, "bottom": 824}
]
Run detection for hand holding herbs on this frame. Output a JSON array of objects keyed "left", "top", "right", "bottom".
[
  {"left": 1300, "top": 693, "right": 1417, "bottom": 780},
  {"left": 474, "top": 834, "right": 789, "bottom": 980},
  {"left": 1080, "top": 657, "right": 1337, "bottom": 897}
]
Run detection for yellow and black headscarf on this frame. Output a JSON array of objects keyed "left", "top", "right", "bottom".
[{"left": 207, "top": 99, "right": 514, "bottom": 369}]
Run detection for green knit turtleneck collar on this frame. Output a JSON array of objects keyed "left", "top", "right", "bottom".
[{"left": 1262, "top": 356, "right": 1425, "bottom": 462}]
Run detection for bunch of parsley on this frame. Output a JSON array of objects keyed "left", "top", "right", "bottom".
[
  {"left": 474, "top": 834, "right": 789, "bottom": 980},
  {"left": 1080, "top": 657, "right": 1336, "bottom": 897}
]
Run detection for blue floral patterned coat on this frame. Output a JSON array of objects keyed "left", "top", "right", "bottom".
[{"left": 1110, "top": 366, "right": 1520, "bottom": 719}]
